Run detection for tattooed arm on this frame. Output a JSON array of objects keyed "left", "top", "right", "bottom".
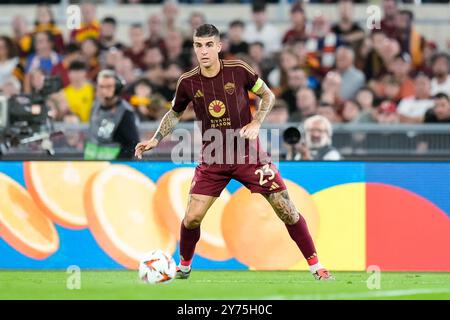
[
  {"left": 239, "top": 80, "right": 275, "bottom": 140},
  {"left": 152, "top": 109, "right": 184, "bottom": 142},
  {"left": 253, "top": 81, "right": 276, "bottom": 125},
  {"left": 134, "top": 109, "right": 183, "bottom": 159}
]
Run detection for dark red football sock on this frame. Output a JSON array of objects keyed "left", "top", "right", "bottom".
[
  {"left": 285, "top": 214, "right": 319, "bottom": 266},
  {"left": 179, "top": 222, "right": 201, "bottom": 266}
]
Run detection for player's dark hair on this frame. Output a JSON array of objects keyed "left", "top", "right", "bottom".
[
  {"left": 68, "top": 60, "right": 87, "bottom": 71},
  {"left": 194, "top": 24, "right": 220, "bottom": 38}
]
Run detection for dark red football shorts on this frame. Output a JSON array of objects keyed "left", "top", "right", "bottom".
[{"left": 189, "top": 162, "right": 287, "bottom": 197}]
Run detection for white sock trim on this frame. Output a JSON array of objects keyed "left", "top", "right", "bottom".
[
  {"left": 309, "top": 262, "right": 323, "bottom": 274},
  {"left": 179, "top": 264, "right": 191, "bottom": 273}
]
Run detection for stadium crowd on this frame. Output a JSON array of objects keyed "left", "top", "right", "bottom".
[{"left": 1, "top": 0, "right": 450, "bottom": 128}]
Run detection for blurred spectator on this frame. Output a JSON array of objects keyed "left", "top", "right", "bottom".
[
  {"left": 243, "top": 1, "right": 281, "bottom": 56},
  {"left": 161, "top": 62, "right": 183, "bottom": 101},
  {"left": 33, "top": 4, "right": 64, "bottom": 53},
  {"left": 0, "top": 36, "right": 21, "bottom": 86},
  {"left": 320, "top": 71, "right": 343, "bottom": 107},
  {"left": 282, "top": 2, "right": 307, "bottom": 45},
  {"left": 104, "top": 47, "right": 124, "bottom": 70},
  {"left": 415, "top": 40, "right": 438, "bottom": 76},
  {"left": 0, "top": 76, "right": 21, "bottom": 97},
  {"left": 219, "top": 32, "right": 231, "bottom": 60},
  {"left": 394, "top": 10, "right": 425, "bottom": 69},
  {"left": 143, "top": 45, "right": 164, "bottom": 71},
  {"left": 70, "top": 2, "right": 100, "bottom": 44},
  {"left": 268, "top": 47, "right": 299, "bottom": 92},
  {"left": 287, "top": 115, "right": 341, "bottom": 161},
  {"left": 128, "top": 77, "right": 167, "bottom": 121},
  {"left": 430, "top": 52, "right": 450, "bottom": 97},
  {"left": 379, "top": 0, "right": 399, "bottom": 39},
  {"left": 165, "top": 30, "right": 189, "bottom": 69},
  {"left": 183, "top": 12, "right": 206, "bottom": 50},
  {"left": 123, "top": 24, "right": 148, "bottom": 71},
  {"left": 145, "top": 14, "right": 167, "bottom": 55},
  {"left": 80, "top": 37, "right": 101, "bottom": 81},
  {"left": 423, "top": 93, "right": 450, "bottom": 123},
  {"left": 378, "top": 73, "right": 401, "bottom": 104},
  {"left": 335, "top": 46, "right": 365, "bottom": 100},
  {"left": 266, "top": 99, "right": 289, "bottom": 124},
  {"left": 248, "top": 41, "right": 274, "bottom": 81},
  {"left": 11, "top": 15, "right": 32, "bottom": 58},
  {"left": 341, "top": 99, "right": 362, "bottom": 123},
  {"left": 290, "top": 87, "right": 317, "bottom": 122},
  {"left": 62, "top": 60, "right": 94, "bottom": 123},
  {"left": 317, "top": 102, "right": 342, "bottom": 123},
  {"left": 359, "top": 31, "right": 399, "bottom": 80},
  {"left": 388, "top": 52, "right": 415, "bottom": 99},
  {"left": 116, "top": 57, "right": 139, "bottom": 87},
  {"left": 228, "top": 20, "right": 248, "bottom": 56},
  {"left": 99, "top": 17, "right": 124, "bottom": 53},
  {"left": 279, "top": 67, "right": 308, "bottom": 114},
  {"left": 51, "top": 43, "right": 81, "bottom": 88},
  {"left": 162, "top": 0, "right": 181, "bottom": 35},
  {"left": 306, "top": 12, "right": 342, "bottom": 76},
  {"left": 143, "top": 46, "right": 166, "bottom": 87},
  {"left": 331, "top": 0, "right": 365, "bottom": 52},
  {"left": 61, "top": 114, "right": 84, "bottom": 151},
  {"left": 355, "top": 87, "right": 377, "bottom": 123},
  {"left": 397, "top": 73, "right": 434, "bottom": 123},
  {"left": 24, "top": 67, "right": 45, "bottom": 94},
  {"left": 25, "top": 31, "right": 61, "bottom": 75},
  {"left": 375, "top": 99, "right": 399, "bottom": 124}
]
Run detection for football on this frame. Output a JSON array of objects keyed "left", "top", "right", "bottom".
[{"left": 138, "top": 250, "right": 177, "bottom": 284}]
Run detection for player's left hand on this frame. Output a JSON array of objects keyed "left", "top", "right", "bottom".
[{"left": 239, "top": 120, "right": 261, "bottom": 140}]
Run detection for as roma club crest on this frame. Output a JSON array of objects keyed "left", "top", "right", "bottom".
[
  {"left": 208, "top": 100, "right": 226, "bottom": 118},
  {"left": 224, "top": 82, "right": 235, "bottom": 95}
]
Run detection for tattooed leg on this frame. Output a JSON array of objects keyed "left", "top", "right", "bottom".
[
  {"left": 263, "top": 190, "right": 318, "bottom": 263},
  {"left": 262, "top": 190, "right": 300, "bottom": 225}
]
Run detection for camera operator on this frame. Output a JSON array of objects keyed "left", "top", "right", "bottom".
[
  {"left": 84, "top": 69, "right": 139, "bottom": 160},
  {"left": 286, "top": 115, "right": 341, "bottom": 161}
]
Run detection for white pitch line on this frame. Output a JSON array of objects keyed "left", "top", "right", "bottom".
[{"left": 262, "top": 288, "right": 450, "bottom": 300}]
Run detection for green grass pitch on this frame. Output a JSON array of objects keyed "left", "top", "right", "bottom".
[{"left": 1, "top": 271, "right": 450, "bottom": 300}]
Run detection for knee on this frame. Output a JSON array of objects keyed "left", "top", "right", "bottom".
[{"left": 183, "top": 215, "right": 202, "bottom": 229}]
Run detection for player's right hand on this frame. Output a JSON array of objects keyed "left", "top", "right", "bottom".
[{"left": 134, "top": 138, "right": 159, "bottom": 160}]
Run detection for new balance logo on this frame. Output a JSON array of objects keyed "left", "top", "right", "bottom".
[
  {"left": 194, "top": 90, "right": 204, "bottom": 98},
  {"left": 269, "top": 182, "right": 280, "bottom": 191}
]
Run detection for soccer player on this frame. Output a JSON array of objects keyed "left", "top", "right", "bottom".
[{"left": 135, "top": 24, "right": 333, "bottom": 281}]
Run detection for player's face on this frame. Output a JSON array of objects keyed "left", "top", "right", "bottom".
[{"left": 193, "top": 36, "right": 221, "bottom": 68}]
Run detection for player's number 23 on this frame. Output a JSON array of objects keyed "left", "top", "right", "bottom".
[{"left": 255, "top": 164, "right": 275, "bottom": 186}]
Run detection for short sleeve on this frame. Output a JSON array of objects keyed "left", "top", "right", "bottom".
[{"left": 171, "top": 78, "right": 191, "bottom": 113}]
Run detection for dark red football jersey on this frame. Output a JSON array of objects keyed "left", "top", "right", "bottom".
[{"left": 171, "top": 59, "right": 269, "bottom": 164}]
